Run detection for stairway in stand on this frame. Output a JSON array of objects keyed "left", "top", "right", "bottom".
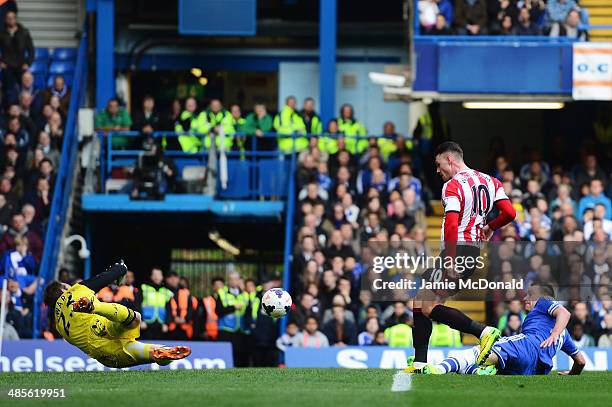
[
  {"left": 582, "top": 0, "right": 612, "bottom": 42},
  {"left": 17, "top": 0, "right": 80, "bottom": 48}
]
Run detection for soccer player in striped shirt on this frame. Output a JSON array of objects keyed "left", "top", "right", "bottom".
[{"left": 407, "top": 142, "right": 517, "bottom": 372}]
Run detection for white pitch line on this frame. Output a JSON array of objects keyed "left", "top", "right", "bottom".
[{"left": 391, "top": 371, "right": 413, "bottom": 392}]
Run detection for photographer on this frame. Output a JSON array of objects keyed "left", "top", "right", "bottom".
[{"left": 131, "top": 137, "right": 178, "bottom": 200}]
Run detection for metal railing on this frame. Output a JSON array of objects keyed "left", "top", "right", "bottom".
[
  {"left": 97, "top": 132, "right": 398, "bottom": 199},
  {"left": 33, "top": 25, "right": 89, "bottom": 338}
]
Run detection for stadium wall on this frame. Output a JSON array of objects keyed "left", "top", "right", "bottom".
[{"left": 279, "top": 62, "right": 410, "bottom": 136}]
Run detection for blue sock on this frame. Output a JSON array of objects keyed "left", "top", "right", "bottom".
[
  {"left": 465, "top": 364, "right": 479, "bottom": 374},
  {"left": 437, "top": 357, "right": 461, "bottom": 373}
]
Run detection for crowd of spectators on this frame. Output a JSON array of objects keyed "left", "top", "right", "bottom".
[
  {"left": 0, "top": 9, "right": 71, "bottom": 340},
  {"left": 419, "top": 0, "right": 590, "bottom": 40},
  {"left": 284, "top": 93, "right": 611, "bottom": 357}
]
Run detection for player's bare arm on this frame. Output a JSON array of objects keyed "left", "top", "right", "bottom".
[
  {"left": 559, "top": 352, "right": 586, "bottom": 376},
  {"left": 540, "top": 306, "right": 571, "bottom": 348}
]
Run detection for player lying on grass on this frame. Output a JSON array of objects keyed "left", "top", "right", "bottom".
[
  {"left": 43, "top": 261, "right": 191, "bottom": 368},
  {"left": 418, "top": 282, "right": 585, "bottom": 376}
]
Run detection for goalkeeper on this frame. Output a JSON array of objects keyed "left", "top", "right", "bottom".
[{"left": 43, "top": 261, "right": 191, "bottom": 368}]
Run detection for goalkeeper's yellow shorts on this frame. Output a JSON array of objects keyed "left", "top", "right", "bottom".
[{"left": 88, "top": 317, "right": 141, "bottom": 368}]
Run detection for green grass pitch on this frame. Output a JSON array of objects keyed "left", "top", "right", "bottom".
[{"left": 1, "top": 369, "right": 611, "bottom": 407}]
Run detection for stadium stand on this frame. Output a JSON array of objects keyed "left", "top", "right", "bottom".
[
  {"left": 1, "top": 2, "right": 610, "bottom": 377},
  {"left": 0, "top": 2, "right": 84, "bottom": 341}
]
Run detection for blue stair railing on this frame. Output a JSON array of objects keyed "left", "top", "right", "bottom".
[{"left": 33, "top": 25, "right": 89, "bottom": 338}]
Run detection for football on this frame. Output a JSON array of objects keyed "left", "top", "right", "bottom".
[{"left": 261, "top": 288, "right": 292, "bottom": 318}]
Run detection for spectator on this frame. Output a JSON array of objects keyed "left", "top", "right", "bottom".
[
  {"left": 550, "top": 184, "right": 577, "bottom": 217},
  {"left": 301, "top": 97, "right": 322, "bottom": 135},
  {"left": 430, "top": 321, "right": 462, "bottom": 346},
  {"left": 138, "top": 267, "right": 173, "bottom": 339},
  {"left": 419, "top": 0, "right": 440, "bottom": 30},
  {"left": 436, "top": 0, "right": 454, "bottom": 25},
  {"left": 358, "top": 316, "right": 380, "bottom": 345},
  {"left": 0, "top": 236, "right": 37, "bottom": 292},
  {"left": 598, "top": 313, "right": 612, "bottom": 347},
  {"left": 578, "top": 179, "right": 611, "bottom": 220},
  {"left": 205, "top": 98, "right": 234, "bottom": 150},
  {"left": 584, "top": 204, "right": 612, "bottom": 240},
  {"left": 165, "top": 275, "right": 198, "bottom": 340},
  {"left": 42, "top": 75, "right": 71, "bottom": 114},
  {"left": 274, "top": 96, "right": 306, "bottom": 154},
  {"left": 455, "top": 0, "right": 488, "bottom": 35},
  {"left": 570, "top": 302, "right": 600, "bottom": 340},
  {"left": 514, "top": 7, "right": 541, "bottom": 35},
  {"left": 2, "top": 116, "right": 30, "bottom": 150},
  {"left": 292, "top": 292, "right": 319, "bottom": 328},
  {"left": 132, "top": 95, "right": 160, "bottom": 136},
  {"left": 276, "top": 320, "right": 299, "bottom": 355},
  {"left": 25, "top": 176, "right": 51, "bottom": 222},
  {"left": 229, "top": 104, "right": 246, "bottom": 136},
  {"left": 0, "top": 213, "right": 43, "bottom": 262},
  {"left": 1, "top": 288, "right": 20, "bottom": 340},
  {"left": 382, "top": 301, "right": 411, "bottom": 328},
  {"left": 0, "top": 11, "right": 34, "bottom": 94},
  {"left": 295, "top": 316, "right": 329, "bottom": 348},
  {"left": 384, "top": 313, "right": 413, "bottom": 347},
  {"left": 502, "top": 313, "right": 523, "bottom": 336},
  {"left": 322, "top": 304, "right": 357, "bottom": 346},
  {"left": 337, "top": 103, "right": 367, "bottom": 154},
  {"left": 490, "top": 1, "right": 518, "bottom": 34},
  {"left": 244, "top": 102, "right": 275, "bottom": 151},
  {"left": 174, "top": 97, "right": 208, "bottom": 152},
  {"left": 427, "top": 13, "right": 453, "bottom": 35},
  {"left": 571, "top": 322, "right": 595, "bottom": 348},
  {"left": 551, "top": 9, "right": 588, "bottom": 41},
  {"left": 95, "top": 98, "right": 133, "bottom": 148},
  {"left": 215, "top": 271, "right": 250, "bottom": 367},
  {"left": 574, "top": 154, "right": 607, "bottom": 189},
  {"left": 546, "top": 0, "right": 577, "bottom": 24},
  {"left": 7, "top": 71, "right": 42, "bottom": 112},
  {"left": 517, "top": 0, "right": 546, "bottom": 25},
  {"left": 28, "top": 131, "right": 59, "bottom": 168}
]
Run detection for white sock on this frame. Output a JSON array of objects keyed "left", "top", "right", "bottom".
[{"left": 413, "top": 361, "right": 427, "bottom": 369}]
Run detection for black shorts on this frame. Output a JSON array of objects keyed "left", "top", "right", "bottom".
[{"left": 420, "top": 245, "right": 481, "bottom": 297}]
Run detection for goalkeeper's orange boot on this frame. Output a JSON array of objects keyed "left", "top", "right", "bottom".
[
  {"left": 72, "top": 296, "right": 94, "bottom": 313},
  {"left": 152, "top": 346, "right": 192, "bottom": 363}
]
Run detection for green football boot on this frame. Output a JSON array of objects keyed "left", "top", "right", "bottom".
[{"left": 477, "top": 327, "right": 501, "bottom": 366}]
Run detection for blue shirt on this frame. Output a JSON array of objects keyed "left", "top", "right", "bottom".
[
  {"left": 522, "top": 297, "right": 579, "bottom": 373},
  {"left": 578, "top": 194, "right": 612, "bottom": 220}
]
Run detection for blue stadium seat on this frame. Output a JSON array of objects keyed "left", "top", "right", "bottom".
[
  {"left": 34, "top": 74, "right": 47, "bottom": 89},
  {"left": 51, "top": 47, "right": 77, "bottom": 61},
  {"left": 47, "top": 74, "right": 73, "bottom": 88},
  {"left": 257, "top": 159, "right": 289, "bottom": 197},
  {"left": 49, "top": 61, "right": 75, "bottom": 75},
  {"left": 218, "top": 160, "right": 251, "bottom": 199},
  {"left": 34, "top": 48, "right": 50, "bottom": 62},
  {"left": 30, "top": 60, "right": 48, "bottom": 75}
]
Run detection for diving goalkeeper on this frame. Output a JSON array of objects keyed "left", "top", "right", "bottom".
[{"left": 43, "top": 261, "right": 191, "bottom": 368}]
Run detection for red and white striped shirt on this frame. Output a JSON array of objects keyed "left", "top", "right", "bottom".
[{"left": 441, "top": 168, "right": 508, "bottom": 242}]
